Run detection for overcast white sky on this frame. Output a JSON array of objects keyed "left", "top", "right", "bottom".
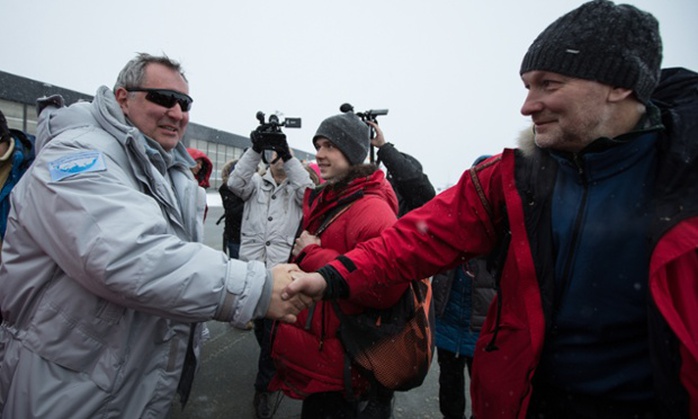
[{"left": 2, "top": 0, "right": 697, "bottom": 190}]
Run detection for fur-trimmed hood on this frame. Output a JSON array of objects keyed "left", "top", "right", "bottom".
[{"left": 516, "top": 125, "right": 537, "bottom": 157}]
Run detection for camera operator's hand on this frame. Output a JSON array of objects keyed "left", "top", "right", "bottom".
[
  {"left": 250, "top": 129, "right": 265, "bottom": 153},
  {"left": 367, "top": 121, "right": 386, "bottom": 148},
  {"left": 274, "top": 138, "right": 292, "bottom": 162},
  {"left": 251, "top": 127, "right": 291, "bottom": 162}
]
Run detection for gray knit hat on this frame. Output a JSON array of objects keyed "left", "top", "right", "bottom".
[
  {"left": 313, "top": 113, "right": 370, "bottom": 165},
  {"left": 520, "top": 0, "right": 662, "bottom": 103}
]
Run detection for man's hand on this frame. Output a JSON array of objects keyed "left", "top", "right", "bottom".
[
  {"left": 367, "top": 120, "right": 386, "bottom": 148},
  {"left": 266, "top": 264, "right": 313, "bottom": 323},
  {"left": 282, "top": 271, "right": 327, "bottom": 302},
  {"left": 292, "top": 230, "right": 321, "bottom": 257},
  {"left": 250, "top": 129, "right": 265, "bottom": 153}
]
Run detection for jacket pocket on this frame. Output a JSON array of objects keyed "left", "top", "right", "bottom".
[{"left": 23, "top": 297, "right": 126, "bottom": 392}]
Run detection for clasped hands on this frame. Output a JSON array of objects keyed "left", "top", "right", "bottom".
[{"left": 266, "top": 264, "right": 329, "bottom": 324}]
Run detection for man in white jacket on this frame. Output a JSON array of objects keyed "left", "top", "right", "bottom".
[
  {"left": 228, "top": 141, "right": 313, "bottom": 418},
  {"left": 0, "top": 53, "right": 308, "bottom": 418}
]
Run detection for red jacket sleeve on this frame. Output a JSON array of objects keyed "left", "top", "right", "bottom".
[{"left": 327, "top": 156, "right": 506, "bottom": 298}]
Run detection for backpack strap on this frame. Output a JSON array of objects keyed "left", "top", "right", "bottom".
[
  {"left": 330, "top": 299, "right": 361, "bottom": 401},
  {"left": 315, "top": 203, "right": 354, "bottom": 236},
  {"left": 287, "top": 217, "right": 306, "bottom": 263},
  {"left": 469, "top": 159, "right": 511, "bottom": 352},
  {"left": 286, "top": 201, "right": 356, "bottom": 263}
]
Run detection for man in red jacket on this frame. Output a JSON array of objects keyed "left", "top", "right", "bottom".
[
  {"left": 284, "top": 1, "right": 698, "bottom": 418},
  {"left": 269, "top": 111, "right": 407, "bottom": 418}
]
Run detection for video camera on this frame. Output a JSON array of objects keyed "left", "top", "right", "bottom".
[
  {"left": 339, "top": 103, "right": 389, "bottom": 163},
  {"left": 251, "top": 111, "right": 301, "bottom": 164}
]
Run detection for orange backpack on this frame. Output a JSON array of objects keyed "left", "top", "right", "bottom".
[{"left": 331, "top": 277, "right": 435, "bottom": 393}]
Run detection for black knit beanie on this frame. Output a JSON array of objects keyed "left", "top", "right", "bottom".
[
  {"left": 520, "top": 0, "right": 662, "bottom": 103},
  {"left": 313, "top": 113, "right": 370, "bottom": 165}
]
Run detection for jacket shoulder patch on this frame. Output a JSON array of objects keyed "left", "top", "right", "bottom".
[{"left": 49, "top": 151, "right": 107, "bottom": 182}]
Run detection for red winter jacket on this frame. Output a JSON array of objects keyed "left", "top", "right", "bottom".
[
  {"left": 325, "top": 150, "right": 698, "bottom": 418},
  {"left": 270, "top": 166, "right": 407, "bottom": 399},
  {"left": 323, "top": 68, "right": 698, "bottom": 418}
]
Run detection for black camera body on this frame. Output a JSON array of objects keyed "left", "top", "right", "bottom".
[
  {"left": 255, "top": 111, "right": 301, "bottom": 130},
  {"left": 251, "top": 111, "right": 301, "bottom": 164}
]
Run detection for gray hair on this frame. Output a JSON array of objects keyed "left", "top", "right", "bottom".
[{"left": 113, "top": 52, "right": 187, "bottom": 92}]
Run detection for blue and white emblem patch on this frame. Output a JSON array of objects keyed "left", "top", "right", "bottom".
[{"left": 49, "top": 151, "right": 107, "bottom": 182}]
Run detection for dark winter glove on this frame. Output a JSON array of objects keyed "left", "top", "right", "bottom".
[
  {"left": 250, "top": 129, "right": 264, "bottom": 153},
  {"left": 251, "top": 127, "right": 289, "bottom": 159},
  {"left": 275, "top": 139, "right": 292, "bottom": 162}
]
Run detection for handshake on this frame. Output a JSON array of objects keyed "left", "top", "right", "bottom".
[{"left": 266, "top": 264, "right": 328, "bottom": 323}]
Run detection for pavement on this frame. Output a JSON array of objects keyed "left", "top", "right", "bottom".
[{"left": 171, "top": 202, "right": 470, "bottom": 419}]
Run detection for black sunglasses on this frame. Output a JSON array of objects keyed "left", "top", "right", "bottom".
[{"left": 126, "top": 88, "right": 193, "bottom": 112}]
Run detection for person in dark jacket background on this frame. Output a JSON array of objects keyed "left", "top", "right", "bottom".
[
  {"left": 432, "top": 155, "right": 495, "bottom": 419},
  {"left": 217, "top": 158, "right": 245, "bottom": 259},
  {"left": 370, "top": 121, "right": 435, "bottom": 217}
]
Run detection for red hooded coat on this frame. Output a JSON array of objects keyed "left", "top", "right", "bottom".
[{"left": 186, "top": 147, "right": 212, "bottom": 189}]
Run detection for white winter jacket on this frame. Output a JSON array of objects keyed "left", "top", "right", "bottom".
[
  {"left": 0, "top": 87, "right": 271, "bottom": 418},
  {"left": 227, "top": 149, "right": 312, "bottom": 267}
]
